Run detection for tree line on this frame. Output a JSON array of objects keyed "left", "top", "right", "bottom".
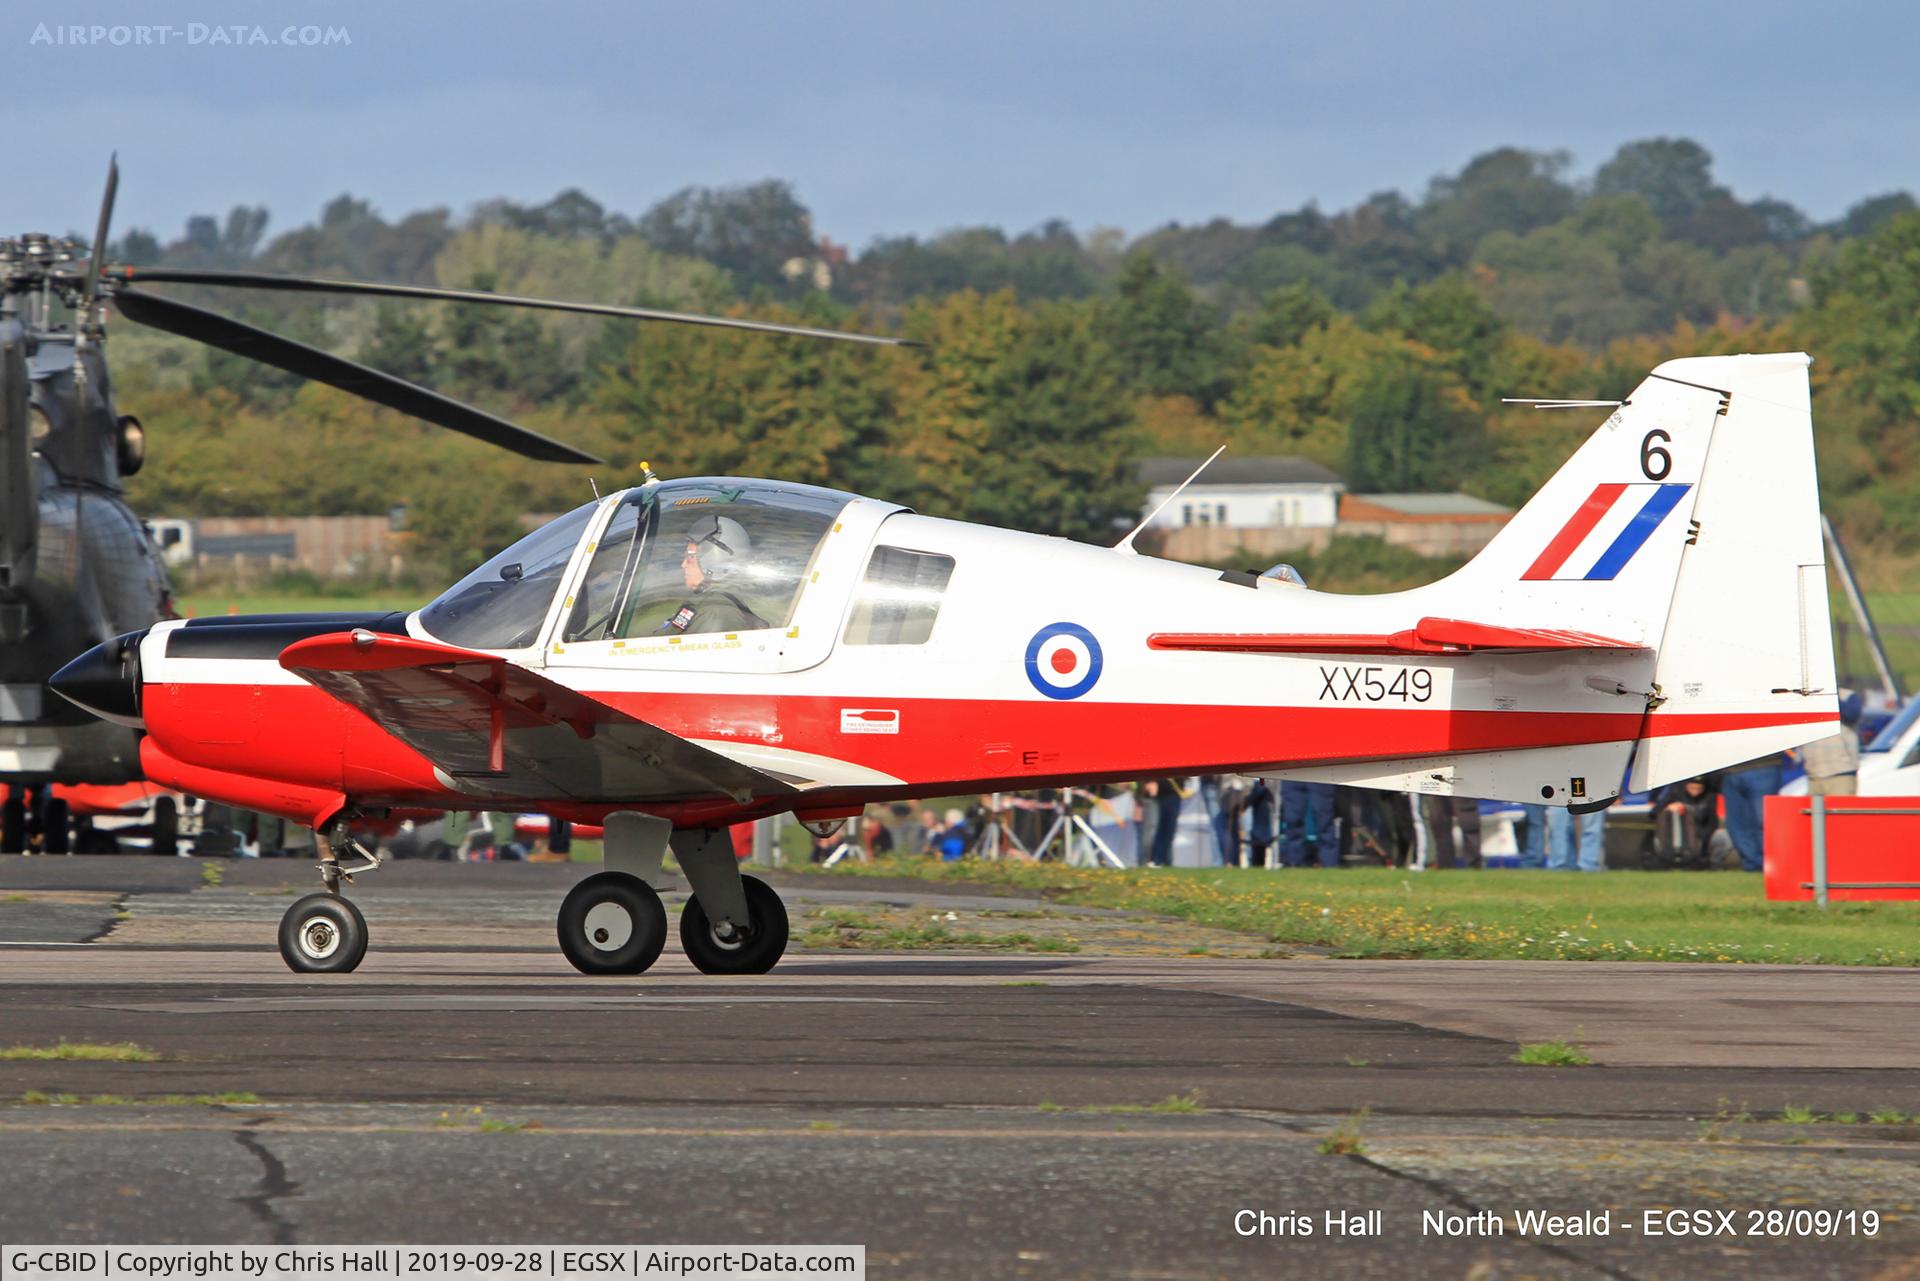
[{"left": 101, "top": 136, "right": 1920, "bottom": 586}]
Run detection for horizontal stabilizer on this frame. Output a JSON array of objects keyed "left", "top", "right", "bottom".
[{"left": 1148, "top": 617, "right": 1644, "bottom": 657}]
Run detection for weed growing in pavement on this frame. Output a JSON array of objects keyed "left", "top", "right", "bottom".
[
  {"left": 1318, "top": 1108, "right": 1370, "bottom": 1156},
  {"left": 1513, "top": 1040, "right": 1592, "bottom": 1067}
]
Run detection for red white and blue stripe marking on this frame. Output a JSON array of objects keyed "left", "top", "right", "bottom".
[{"left": 1522, "top": 483, "right": 1693, "bottom": 582}]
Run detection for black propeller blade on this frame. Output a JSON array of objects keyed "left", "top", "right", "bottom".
[
  {"left": 84, "top": 155, "right": 119, "bottom": 308},
  {"left": 110, "top": 267, "right": 916, "bottom": 348},
  {"left": 112, "top": 287, "right": 601, "bottom": 465}
]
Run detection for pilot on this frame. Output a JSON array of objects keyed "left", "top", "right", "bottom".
[{"left": 657, "top": 512, "right": 769, "bottom": 635}]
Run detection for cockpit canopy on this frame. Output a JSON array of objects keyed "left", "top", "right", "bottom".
[{"left": 418, "top": 479, "right": 858, "bottom": 651}]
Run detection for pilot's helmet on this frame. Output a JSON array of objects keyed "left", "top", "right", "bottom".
[{"left": 688, "top": 512, "right": 751, "bottom": 579}]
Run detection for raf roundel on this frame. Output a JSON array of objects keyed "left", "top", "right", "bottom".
[{"left": 1025, "top": 622, "right": 1103, "bottom": 700}]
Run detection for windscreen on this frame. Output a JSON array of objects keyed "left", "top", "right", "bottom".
[{"left": 418, "top": 500, "right": 599, "bottom": 650}]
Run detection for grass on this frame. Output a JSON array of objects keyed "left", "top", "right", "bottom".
[
  {"left": 0, "top": 1041, "right": 158, "bottom": 1062},
  {"left": 1514, "top": 1039, "right": 1593, "bottom": 1067},
  {"left": 802, "top": 857, "right": 1920, "bottom": 966},
  {"left": 3, "top": 894, "right": 26, "bottom": 903},
  {"left": 1034, "top": 1092, "right": 1206, "bottom": 1115},
  {"left": 1780, "top": 1105, "right": 1821, "bottom": 1124},
  {"left": 19, "top": 1091, "right": 257, "bottom": 1106},
  {"left": 477, "top": 1118, "right": 542, "bottom": 1133},
  {"left": 1318, "top": 1107, "right": 1370, "bottom": 1156},
  {"left": 199, "top": 862, "right": 224, "bottom": 888},
  {"left": 797, "top": 918, "right": 1082, "bottom": 954},
  {"left": 173, "top": 589, "right": 425, "bottom": 620},
  {"left": 1871, "top": 1109, "right": 1911, "bottom": 1125}
]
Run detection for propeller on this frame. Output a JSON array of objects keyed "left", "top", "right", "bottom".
[
  {"left": 109, "top": 267, "right": 918, "bottom": 348},
  {"left": 113, "top": 288, "right": 600, "bottom": 464}
]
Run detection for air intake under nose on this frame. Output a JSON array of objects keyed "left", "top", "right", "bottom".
[{"left": 49, "top": 628, "right": 147, "bottom": 729}]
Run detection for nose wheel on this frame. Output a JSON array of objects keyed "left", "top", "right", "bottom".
[
  {"left": 278, "top": 893, "right": 368, "bottom": 973},
  {"left": 557, "top": 872, "right": 668, "bottom": 975},
  {"left": 679, "top": 874, "right": 788, "bottom": 975}
]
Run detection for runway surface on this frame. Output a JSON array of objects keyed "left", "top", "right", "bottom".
[{"left": 3, "top": 856, "right": 1918, "bottom": 1279}]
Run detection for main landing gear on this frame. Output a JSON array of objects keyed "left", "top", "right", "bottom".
[
  {"left": 277, "top": 819, "right": 382, "bottom": 974},
  {"left": 271, "top": 810, "right": 791, "bottom": 978},
  {"left": 552, "top": 814, "right": 789, "bottom": 977}
]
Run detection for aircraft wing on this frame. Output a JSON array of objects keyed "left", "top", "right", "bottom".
[
  {"left": 1148, "top": 617, "right": 1645, "bottom": 656},
  {"left": 279, "top": 630, "right": 797, "bottom": 805}
]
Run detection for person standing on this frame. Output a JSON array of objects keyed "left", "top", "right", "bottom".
[
  {"left": 1422, "top": 796, "right": 1483, "bottom": 869},
  {"left": 1798, "top": 690, "right": 1863, "bottom": 797},
  {"left": 1149, "top": 777, "right": 1185, "bottom": 867},
  {"left": 1546, "top": 807, "right": 1605, "bottom": 872},
  {"left": 1245, "top": 780, "right": 1275, "bottom": 868},
  {"left": 1280, "top": 781, "right": 1339, "bottom": 868},
  {"left": 1516, "top": 803, "right": 1548, "bottom": 869},
  {"left": 1718, "top": 754, "right": 1786, "bottom": 872}
]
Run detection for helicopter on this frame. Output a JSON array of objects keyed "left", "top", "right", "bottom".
[{"left": 0, "top": 159, "right": 907, "bottom": 854}]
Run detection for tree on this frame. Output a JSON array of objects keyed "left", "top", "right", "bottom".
[
  {"left": 1247, "top": 283, "right": 1335, "bottom": 348},
  {"left": 637, "top": 180, "right": 816, "bottom": 287},
  {"left": 1095, "top": 253, "right": 1226, "bottom": 404},
  {"left": 1342, "top": 341, "right": 1482, "bottom": 492},
  {"left": 1839, "top": 192, "right": 1918, "bottom": 238},
  {"left": 359, "top": 303, "right": 439, "bottom": 386},
  {"left": 1592, "top": 138, "right": 1720, "bottom": 227}
]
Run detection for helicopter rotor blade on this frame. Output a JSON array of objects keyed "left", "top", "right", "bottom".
[
  {"left": 83, "top": 154, "right": 119, "bottom": 308},
  {"left": 108, "top": 268, "right": 916, "bottom": 348},
  {"left": 112, "top": 287, "right": 601, "bottom": 465}
]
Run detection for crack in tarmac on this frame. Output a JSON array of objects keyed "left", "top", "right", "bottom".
[
  {"left": 231, "top": 1125, "right": 301, "bottom": 1245},
  {"left": 1349, "top": 1150, "right": 1645, "bottom": 1281}
]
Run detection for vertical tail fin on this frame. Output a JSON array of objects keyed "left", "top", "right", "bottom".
[{"left": 1422, "top": 352, "right": 1837, "bottom": 789}]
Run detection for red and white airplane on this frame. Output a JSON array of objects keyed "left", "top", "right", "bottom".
[{"left": 53, "top": 352, "right": 1837, "bottom": 975}]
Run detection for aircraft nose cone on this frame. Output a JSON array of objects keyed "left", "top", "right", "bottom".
[{"left": 50, "top": 629, "right": 147, "bottom": 729}]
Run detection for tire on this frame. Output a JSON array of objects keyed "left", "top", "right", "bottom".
[
  {"left": 679, "top": 874, "right": 788, "bottom": 976},
  {"left": 278, "top": 893, "right": 369, "bottom": 974},
  {"left": 152, "top": 796, "right": 179, "bottom": 857},
  {"left": 557, "top": 872, "right": 667, "bottom": 976},
  {"left": 42, "top": 799, "right": 70, "bottom": 855}
]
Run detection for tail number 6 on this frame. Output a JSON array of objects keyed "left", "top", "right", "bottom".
[{"left": 1640, "top": 429, "right": 1672, "bottom": 480}]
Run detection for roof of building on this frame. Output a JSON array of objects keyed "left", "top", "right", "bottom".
[
  {"left": 1138, "top": 456, "right": 1344, "bottom": 487},
  {"left": 1340, "top": 492, "right": 1513, "bottom": 521}
]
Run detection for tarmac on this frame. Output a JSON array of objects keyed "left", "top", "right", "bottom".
[{"left": 3, "top": 855, "right": 1919, "bottom": 1280}]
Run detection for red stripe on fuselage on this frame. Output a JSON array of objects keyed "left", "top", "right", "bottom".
[
  {"left": 141, "top": 679, "right": 1836, "bottom": 817},
  {"left": 1522, "top": 483, "right": 1625, "bottom": 580}
]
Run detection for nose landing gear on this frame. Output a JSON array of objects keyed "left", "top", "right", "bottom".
[{"left": 275, "top": 817, "right": 381, "bottom": 974}]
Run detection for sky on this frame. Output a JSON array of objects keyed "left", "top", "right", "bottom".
[{"left": 5, "top": 0, "right": 1915, "bottom": 252}]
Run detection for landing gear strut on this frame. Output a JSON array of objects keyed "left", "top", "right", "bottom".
[{"left": 276, "top": 817, "right": 381, "bottom": 974}]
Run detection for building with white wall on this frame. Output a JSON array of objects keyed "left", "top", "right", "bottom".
[{"left": 1137, "top": 456, "right": 1345, "bottom": 530}]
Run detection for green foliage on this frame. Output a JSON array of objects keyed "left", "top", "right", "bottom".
[
  {"left": 1343, "top": 342, "right": 1482, "bottom": 492},
  {"left": 1513, "top": 1040, "right": 1593, "bottom": 1067}
]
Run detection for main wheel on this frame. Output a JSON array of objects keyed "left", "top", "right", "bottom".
[
  {"left": 278, "top": 893, "right": 368, "bottom": 974},
  {"left": 558, "top": 872, "right": 667, "bottom": 975},
  {"left": 679, "top": 874, "right": 788, "bottom": 975}
]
